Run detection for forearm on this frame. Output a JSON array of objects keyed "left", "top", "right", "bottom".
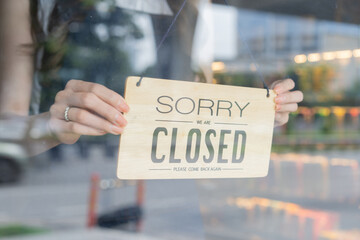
[
  {"left": 0, "top": 112, "right": 61, "bottom": 157},
  {"left": 0, "top": 0, "right": 34, "bottom": 115}
]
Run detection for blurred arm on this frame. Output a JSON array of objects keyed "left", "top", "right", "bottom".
[
  {"left": 0, "top": 0, "right": 60, "bottom": 156},
  {"left": 0, "top": 0, "right": 34, "bottom": 115}
]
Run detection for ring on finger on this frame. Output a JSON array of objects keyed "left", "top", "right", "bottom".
[{"left": 64, "top": 106, "right": 71, "bottom": 122}]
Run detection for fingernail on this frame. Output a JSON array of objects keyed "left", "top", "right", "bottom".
[
  {"left": 274, "top": 87, "right": 281, "bottom": 94},
  {"left": 115, "top": 114, "right": 127, "bottom": 126},
  {"left": 275, "top": 96, "right": 283, "bottom": 103},
  {"left": 114, "top": 114, "right": 120, "bottom": 125},
  {"left": 118, "top": 101, "right": 130, "bottom": 113},
  {"left": 111, "top": 125, "right": 123, "bottom": 135},
  {"left": 275, "top": 104, "right": 281, "bottom": 111},
  {"left": 124, "top": 104, "right": 130, "bottom": 113}
]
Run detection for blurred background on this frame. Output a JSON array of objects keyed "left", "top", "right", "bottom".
[{"left": 0, "top": 0, "right": 360, "bottom": 239}]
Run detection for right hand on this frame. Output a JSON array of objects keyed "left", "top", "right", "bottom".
[
  {"left": 48, "top": 79, "right": 129, "bottom": 144},
  {"left": 271, "top": 78, "right": 303, "bottom": 127}
]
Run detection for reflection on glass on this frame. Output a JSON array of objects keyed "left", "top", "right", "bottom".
[
  {"left": 0, "top": 0, "right": 360, "bottom": 239},
  {"left": 197, "top": 1, "right": 360, "bottom": 240}
]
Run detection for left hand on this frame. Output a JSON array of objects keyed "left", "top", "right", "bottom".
[
  {"left": 271, "top": 79, "right": 303, "bottom": 127},
  {"left": 48, "top": 80, "right": 129, "bottom": 144}
]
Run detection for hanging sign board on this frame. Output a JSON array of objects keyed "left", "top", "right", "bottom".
[{"left": 117, "top": 77, "right": 276, "bottom": 179}]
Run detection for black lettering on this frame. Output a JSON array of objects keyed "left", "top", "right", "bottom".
[
  {"left": 175, "top": 97, "right": 195, "bottom": 115},
  {"left": 232, "top": 130, "right": 246, "bottom": 163},
  {"left": 151, "top": 127, "right": 167, "bottom": 163},
  {"left": 217, "top": 100, "right": 233, "bottom": 117},
  {"left": 203, "top": 129, "right": 216, "bottom": 163},
  {"left": 235, "top": 102, "right": 250, "bottom": 117},
  {"left": 218, "top": 130, "right": 231, "bottom": 163},
  {"left": 156, "top": 96, "right": 173, "bottom": 114},
  {"left": 198, "top": 99, "right": 214, "bottom": 116},
  {"left": 170, "top": 128, "right": 181, "bottom": 163},
  {"left": 186, "top": 129, "right": 201, "bottom": 163}
]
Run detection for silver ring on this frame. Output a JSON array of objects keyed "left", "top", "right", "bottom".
[{"left": 64, "top": 106, "right": 71, "bottom": 122}]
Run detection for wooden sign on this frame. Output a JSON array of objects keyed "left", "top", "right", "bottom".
[{"left": 117, "top": 77, "right": 276, "bottom": 179}]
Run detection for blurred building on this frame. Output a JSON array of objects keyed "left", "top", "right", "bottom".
[{"left": 215, "top": 7, "right": 360, "bottom": 91}]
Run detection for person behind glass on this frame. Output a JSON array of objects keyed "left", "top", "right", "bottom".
[{"left": 0, "top": 0, "right": 303, "bottom": 157}]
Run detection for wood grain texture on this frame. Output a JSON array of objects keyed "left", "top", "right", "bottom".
[{"left": 117, "top": 77, "right": 276, "bottom": 179}]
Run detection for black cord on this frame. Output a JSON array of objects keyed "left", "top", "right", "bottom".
[
  {"left": 222, "top": 0, "right": 270, "bottom": 97},
  {"left": 136, "top": 0, "right": 188, "bottom": 87},
  {"left": 137, "top": 0, "right": 270, "bottom": 98}
]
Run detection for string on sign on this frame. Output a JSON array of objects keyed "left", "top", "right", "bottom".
[
  {"left": 136, "top": 0, "right": 188, "bottom": 87},
  {"left": 223, "top": 0, "right": 270, "bottom": 97},
  {"left": 136, "top": 0, "right": 270, "bottom": 98}
]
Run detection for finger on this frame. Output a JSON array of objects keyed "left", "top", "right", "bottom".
[
  {"left": 275, "top": 90, "right": 303, "bottom": 104},
  {"left": 50, "top": 104, "right": 122, "bottom": 134},
  {"left": 65, "top": 80, "right": 129, "bottom": 113},
  {"left": 65, "top": 92, "right": 128, "bottom": 127},
  {"left": 275, "top": 112, "right": 289, "bottom": 127},
  {"left": 51, "top": 118, "right": 108, "bottom": 136},
  {"left": 270, "top": 79, "right": 282, "bottom": 89},
  {"left": 275, "top": 103, "right": 298, "bottom": 113},
  {"left": 68, "top": 107, "right": 123, "bottom": 135},
  {"left": 272, "top": 79, "right": 295, "bottom": 94}
]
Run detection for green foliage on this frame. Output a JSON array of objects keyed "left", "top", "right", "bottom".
[
  {"left": 285, "top": 113, "right": 296, "bottom": 134},
  {"left": 214, "top": 72, "right": 259, "bottom": 88},
  {"left": 345, "top": 78, "right": 360, "bottom": 103},
  {"left": 39, "top": 1, "right": 144, "bottom": 111},
  {"left": 287, "top": 63, "right": 336, "bottom": 105},
  {"left": 0, "top": 225, "right": 47, "bottom": 237},
  {"left": 321, "top": 114, "right": 336, "bottom": 134}
]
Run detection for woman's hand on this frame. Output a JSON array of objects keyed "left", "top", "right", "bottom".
[
  {"left": 48, "top": 80, "right": 129, "bottom": 144},
  {"left": 271, "top": 79, "right": 303, "bottom": 127}
]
